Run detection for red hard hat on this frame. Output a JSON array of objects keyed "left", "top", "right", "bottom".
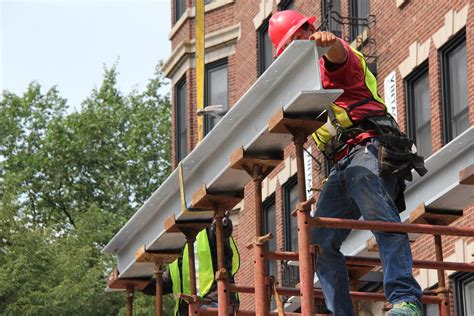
[{"left": 269, "top": 10, "right": 316, "bottom": 56}]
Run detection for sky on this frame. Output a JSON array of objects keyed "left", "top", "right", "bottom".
[{"left": 1, "top": 0, "right": 171, "bottom": 111}]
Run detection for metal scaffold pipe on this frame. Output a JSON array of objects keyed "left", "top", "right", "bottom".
[
  {"left": 310, "top": 216, "right": 474, "bottom": 237},
  {"left": 154, "top": 263, "right": 164, "bottom": 316},
  {"left": 215, "top": 210, "right": 230, "bottom": 316},
  {"left": 293, "top": 128, "right": 315, "bottom": 315},
  {"left": 126, "top": 285, "right": 134, "bottom": 316},
  {"left": 229, "top": 284, "right": 443, "bottom": 305}
]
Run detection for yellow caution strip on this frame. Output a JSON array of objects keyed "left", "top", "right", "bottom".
[
  {"left": 178, "top": 162, "right": 187, "bottom": 212},
  {"left": 272, "top": 278, "right": 285, "bottom": 315}
]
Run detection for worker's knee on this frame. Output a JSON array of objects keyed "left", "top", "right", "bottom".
[{"left": 312, "top": 228, "right": 345, "bottom": 256}]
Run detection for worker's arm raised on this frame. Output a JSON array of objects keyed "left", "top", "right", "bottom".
[{"left": 309, "top": 31, "right": 347, "bottom": 65}]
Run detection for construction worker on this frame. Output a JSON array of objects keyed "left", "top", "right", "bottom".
[
  {"left": 142, "top": 215, "right": 240, "bottom": 315},
  {"left": 269, "top": 10, "right": 427, "bottom": 316}
]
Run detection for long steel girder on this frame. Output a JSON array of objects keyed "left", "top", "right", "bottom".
[{"left": 102, "top": 41, "right": 343, "bottom": 278}]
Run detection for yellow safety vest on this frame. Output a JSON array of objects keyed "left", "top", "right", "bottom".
[
  {"left": 169, "top": 229, "right": 240, "bottom": 315},
  {"left": 312, "top": 47, "right": 387, "bottom": 155}
]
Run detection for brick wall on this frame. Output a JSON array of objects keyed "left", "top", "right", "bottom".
[{"left": 166, "top": 0, "right": 473, "bottom": 312}]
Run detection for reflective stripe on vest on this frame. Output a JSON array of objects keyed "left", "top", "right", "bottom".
[
  {"left": 169, "top": 260, "right": 181, "bottom": 315},
  {"left": 312, "top": 47, "right": 387, "bottom": 153},
  {"left": 230, "top": 237, "right": 240, "bottom": 275}
]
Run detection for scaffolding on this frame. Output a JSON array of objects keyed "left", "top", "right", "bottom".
[
  {"left": 107, "top": 99, "right": 474, "bottom": 316},
  {"left": 104, "top": 42, "right": 474, "bottom": 316}
]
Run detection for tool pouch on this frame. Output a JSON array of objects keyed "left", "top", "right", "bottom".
[
  {"left": 377, "top": 133, "right": 428, "bottom": 182},
  {"left": 361, "top": 115, "right": 428, "bottom": 182},
  {"left": 375, "top": 132, "right": 427, "bottom": 212}
]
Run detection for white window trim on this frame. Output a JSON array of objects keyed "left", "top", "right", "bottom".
[
  {"left": 253, "top": 0, "right": 274, "bottom": 30},
  {"left": 169, "top": 0, "right": 236, "bottom": 40},
  {"left": 398, "top": 4, "right": 468, "bottom": 79},
  {"left": 414, "top": 239, "right": 474, "bottom": 290},
  {"left": 162, "top": 23, "right": 241, "bottom": 84}
]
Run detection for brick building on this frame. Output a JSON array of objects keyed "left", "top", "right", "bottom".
[{"left": 161, "top": 0, "right": 473, "bottom": 314}]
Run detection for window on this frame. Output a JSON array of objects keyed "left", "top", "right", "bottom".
[
  {"left": 262, "top": 194, "right": 277, "bottom": 310},
  {"left": 258, "top": 20, "right": 274, "bottom": 75},
  {"left": 422, "top": 285, "right": 440, "bottom": 315},
  {"left": 176, "top": 77, "right": 188, "bottom": 163},
  {"left": 278, "top": 0, "right": 295, "bottom": 10},
  {"left": 423, "top": 304, "right": 440, "bottom": 316},
  {"left": 205, "top": 59, "right": 228, "bottom": 134},
  {"left": 321, "top": 0, "right": 342, "bottom": 38},
  {"left": 281, "top": 176, "right": 300, "bottom": 288},
  {"left": 441, "top": 30, "right": 468, "bottom": 143},
  {"left": 283, "top": 176, "right": 299, "bottom": 252},
  {"left": 454, "top": 273, "right": 474, "bottom": 315},
  {"left": 349, "top": 0, "right": 370, "bottom": 42},
  {"left": 174, "top": 0, "right": 186, "bottom": 23},
  {"left": 406, "top": 63, "right": 431, "bottom": 158}
]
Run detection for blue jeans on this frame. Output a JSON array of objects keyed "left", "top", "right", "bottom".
[{"left": 312, "top": 140, "right": 422, "bottom": 316}]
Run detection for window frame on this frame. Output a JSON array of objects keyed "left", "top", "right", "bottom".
[
  {"left": 262, "top": 194, "right": 277, "bottom": 309},
  {"left": 349, "top": 0, "right": 370, "bottom": 42},
  {"left": 422, "top": 284, "right": 440, "bottom": 315},
  {"left": 204, "top": 58, "right": 228, "bottom": 135},
  {"left": 262, "top": 193, "right": 277, "bottom": 250},
  {"left": 453, "top": 272, "right": 474, "bottom": 315},
  {"left": 258, "top": 19, "right": 273, "bottom": 76},
  {"left": 440, "top": 29, "right": 468, "bottom": 144},
  {"left": 405, "top": 61, "right": 431, "bottom": 158},
  {"left": 283, "top": 175, "right": 298, "bottom": 252},
  {"left": 278, "top": 0, "right": 295, "bottom": 11},
  {"left": 174, "top": 0, "right": 186, "bottom": 23},
  {"left": 321, "top": 0, "right": 342, "bottom": 38},
  {"left": 175, "top": 76, "right": 188, "bottom": 163}
]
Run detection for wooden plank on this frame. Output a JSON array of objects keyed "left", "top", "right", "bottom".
[
  {"left": 365, "top": 236, "right": 379, "bottom": 252},
  {"left": 229, "top": 146, "right": 283, "bottom": 171},
  {"left": 460, "top": 164, "right": 474, "bottom": 185},
  {"left": 409, "top": 203, "right": 462, "bottom": 226},
  {"left": 164, "top": 214, "right": 211, "bottom": 234},
  {"left": 134, "top": 245, "right": 181, "bottom": 264},
  {"left": 229, "top": 147, "right": 245, "bottom": 170},
  {"left": 268, "top": 107, "right": 324, "bottom": 136},
  {"left": 348, "top": 267, "right": 373, "bottom": 282},
  {"left": 191, "top": 185, "right": 243, "bottom": 211},
  {"left": 107, "top": 269, "right": 149, "bottom": 291}
]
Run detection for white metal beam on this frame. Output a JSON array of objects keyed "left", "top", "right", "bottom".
[{"left": 103, "top": 41, "right": 342, "bottom": 278}]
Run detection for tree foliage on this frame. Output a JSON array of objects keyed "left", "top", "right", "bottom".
[{"left": 0, "top": 64, "right": 173, "bottom": 314}]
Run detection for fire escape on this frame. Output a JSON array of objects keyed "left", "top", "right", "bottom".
[{"left": 319, "top": 0, "right": 377, "bottom": 74}]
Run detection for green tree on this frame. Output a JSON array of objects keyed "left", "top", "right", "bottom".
[{"left": 0, "top": 64, "right": 174, "bottom": 315}]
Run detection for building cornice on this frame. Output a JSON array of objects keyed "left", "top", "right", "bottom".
[{"left": 162, "top": 23, "right": 241, "bottom": 80}]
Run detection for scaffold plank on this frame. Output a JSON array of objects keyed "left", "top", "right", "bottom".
[
  {"left": 459, "top": 163, "right": 474, "bottom": 185},
  {"left": 107, "top": 269, "right": 149, "bottom": 291},
  {"left": 134, "top": 245, "right": 181, "bottom": 264},
  {"left": 268, "top": 107, "right": 325, "bottom": 135},
  {"left": 191, "top": 185, "right": 243, "bottom": 211},
  {"left": 409, "top": 203, "right": 462, "bottom": 226}
]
